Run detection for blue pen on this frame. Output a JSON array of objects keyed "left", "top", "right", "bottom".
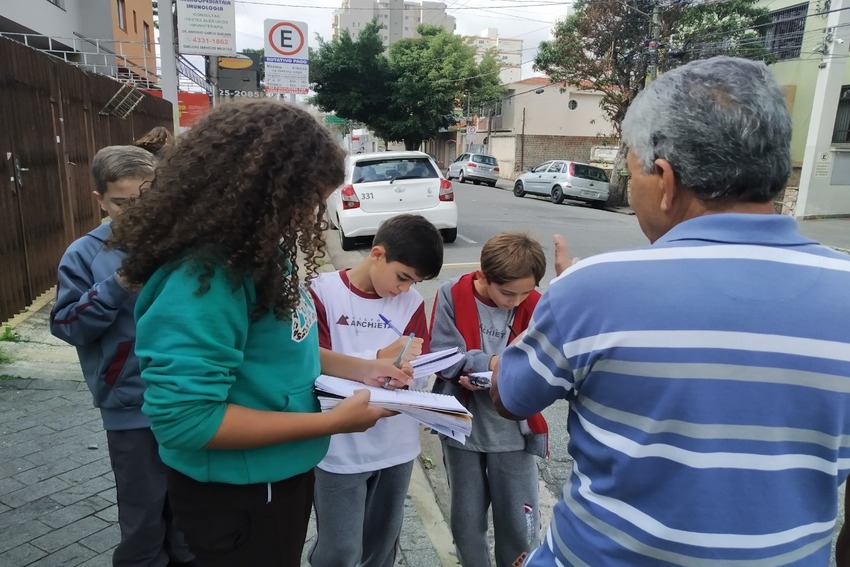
[
  {"left": 379, "top": 313, "right": 404, "bottom": 336},
  {"left": 393, "top": 333, "right": 415, "bottom": 368}
]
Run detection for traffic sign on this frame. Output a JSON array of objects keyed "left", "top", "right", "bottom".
[{"left": 264, "top": 20, "right": 309, "bottom": 94}]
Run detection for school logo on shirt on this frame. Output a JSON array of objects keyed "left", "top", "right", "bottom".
[
  {"left": 336, "top": 314, "right": 388, "bottom": 332},
  {"left": 292, "top": 285, "right": 317, "bottom": 342},
  {"left": 336, "top": 315, "right": 350, "bottom": 326}
]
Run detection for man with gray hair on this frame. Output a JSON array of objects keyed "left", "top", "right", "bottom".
[
  {"left": 51, "top": 145, "right": 195, "bottom": 567},
  {"left": 491, "top": 56, "right": 850, "bottom": 565}
]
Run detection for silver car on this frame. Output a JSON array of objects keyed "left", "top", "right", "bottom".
[
  {"left": 513, "top": 160, "right": 610, "bottom": 208},
  {"left": 446, "top": 153, "right": 500, "bottom": 187}
]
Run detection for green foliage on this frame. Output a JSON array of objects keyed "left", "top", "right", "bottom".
[
  {"left": 535, "top": 0, "right": 774, "bottom": 135},
  {"left": 310, "top": 23, "right": 504, "bottom": 149},
  {"left": 0, "top": 325, "right": 21, "bottom": 342},
  {"left": 0, "top": 348, "right": 11, "bottom": 365}
]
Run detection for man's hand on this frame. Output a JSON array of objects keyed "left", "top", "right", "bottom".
[
  {"left": 377, "top": 335, "right": 423, "bottom": 364},
  {"left": 553, "top": 234, "right": 580, "bottom": 277}
]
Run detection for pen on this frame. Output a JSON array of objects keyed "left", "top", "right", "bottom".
[
  {"left": 393, "top": 333, "right": 415, "bottom": 368},
  {"left": 379, "top": 313, "right": 404, "bottom": 336}
]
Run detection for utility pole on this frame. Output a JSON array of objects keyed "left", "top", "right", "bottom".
[
  {"left": 647, "top": 3, "right": 661, "bottom": 82},
  {"left": 158, "top": 1, "right": 180, "bottom": 132}
]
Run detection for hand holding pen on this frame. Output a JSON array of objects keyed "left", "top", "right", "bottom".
[{"left": 378, "top": 314, "right": 423, "bottom": 364}]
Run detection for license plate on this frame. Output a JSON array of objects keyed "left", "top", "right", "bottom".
[{"left": 581, "top": 190, "right": 598, "bottom": 198}]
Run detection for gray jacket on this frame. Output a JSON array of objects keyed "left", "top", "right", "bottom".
[{"left": 50, "top": 222, "right": 148, "bottom": 431}]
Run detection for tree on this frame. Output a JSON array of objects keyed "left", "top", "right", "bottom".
[
  {"left": 535, "top": 0, "right": 773, "bottom": 206},
  {"left": 310, "top": 23, "right": 503, "bottom": 150}
]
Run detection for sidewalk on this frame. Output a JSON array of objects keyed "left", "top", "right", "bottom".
[{"left": 0, "top": 294, "right": 456, "bottom": 566}]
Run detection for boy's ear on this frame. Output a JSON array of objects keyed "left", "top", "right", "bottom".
[
  {"left": 369, "top": 245, "right": 387, "bottom": 262},
  {"left": 475, "top": 269, "right": 488, "bottom": 284},
  {"left": 93, "top": 191, "right": 106, "bottom": 211}
]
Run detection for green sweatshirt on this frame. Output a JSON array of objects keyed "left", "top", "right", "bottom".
[{"left": 134, "top": 260, "right": 328, "bottom": 484}]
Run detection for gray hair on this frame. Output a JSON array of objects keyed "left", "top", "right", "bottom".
[
  {"left": 621, "top": 56, "right": 792, "bottom": 202},
  {"left": 91, "top": 145, "right": 156, "bottom": 194}
]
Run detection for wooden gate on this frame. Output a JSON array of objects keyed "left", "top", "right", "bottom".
[{"left": 0, "top": 37, "right": 173, "bottom": 323}]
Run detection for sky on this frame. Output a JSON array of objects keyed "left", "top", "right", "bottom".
[{"left": 230, "top": 0, "right": 572, "bottom": 79}]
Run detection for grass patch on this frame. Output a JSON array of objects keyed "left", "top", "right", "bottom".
[
  {"left": 0, "top": 325, "right": 21, "bottom": 342},
  {"left": 0, "top": 348, "right": 13, "bottom": 365},
  {"left": 0, "top": 373, "right": 24, "bottom": 381}
]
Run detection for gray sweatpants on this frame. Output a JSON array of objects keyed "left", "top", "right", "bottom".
[
  {"left": 309, "top": 460, "right": 415, "bottom": 567},
  {"left": 106, "top": 428, "right": 193, "bottom": 567},
  {"left": 442, "top": 444, "right": 540, "bottom": 567}
]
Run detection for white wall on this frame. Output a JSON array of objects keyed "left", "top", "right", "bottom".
[{"left": 501, "top": 84, "right": 615, "bottom": 138}]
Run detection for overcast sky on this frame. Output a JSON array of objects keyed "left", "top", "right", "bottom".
[{"left": 231, "top": 0, "right": 572, "bottom": 78}]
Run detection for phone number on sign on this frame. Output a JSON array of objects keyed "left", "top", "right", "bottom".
[
  {"left": 191, "top": 37, "right": 231, "bottom": 45},
  {"left": 218, "top": 90, "right": 265, "bottom": 98}
]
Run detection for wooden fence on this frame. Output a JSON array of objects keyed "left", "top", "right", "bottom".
[{"left": 0, "top": 37, "right": 173, "bottom": 323}]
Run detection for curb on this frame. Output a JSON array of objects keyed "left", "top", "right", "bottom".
[{"left": 2, "top": 287, "right": 55, "bottom": 328}]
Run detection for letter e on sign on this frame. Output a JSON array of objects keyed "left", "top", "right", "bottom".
[{"left": 265, "top": 20, "right": 308, "bottom": 60}]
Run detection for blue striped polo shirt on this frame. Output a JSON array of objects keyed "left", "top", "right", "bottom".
[{"left": 498, "top": 213, "right": 850, "bottom": 566}]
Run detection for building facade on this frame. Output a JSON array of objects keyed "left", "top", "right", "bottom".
[
  {"left": 0, "top": 0, "right": 156, "bottom": 84},
  {"left": 333, "top": 0, "right": 455, "bottom": 47},
  {"left": 466, "top": 28, "right": 522, "bottom": 84},
  {"left": 428, "top": 77, "right": 617, "bottom": 178},
  {"left": 756, "top": 0, "right": 850, "bottom": 218}
]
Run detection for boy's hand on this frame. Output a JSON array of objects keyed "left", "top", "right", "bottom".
[
  {"left": 378, "top": 336, "right": 423, "bottom": 363},
  {"left": 329, "top": 390, "right": 396, "bottom": 433},
  {"left": 553, "top": 234, "right": 580, "bottom": 277},
  {"left": 361, "top": 358, "right": 414, "bottom": 390},
  {"left": 458, "top": 375, "right": 489, "bottom": 392}
]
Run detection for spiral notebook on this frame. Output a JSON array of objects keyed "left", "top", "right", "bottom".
[
  {"left": 411, "top": 347, "right": 464, "bottom": 380},
  {"left": 315, "top": 374, "right": 473, "bottom": 443}
]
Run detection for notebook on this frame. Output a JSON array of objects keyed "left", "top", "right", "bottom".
[
  {"left": 411, "top": 347, "right": 464, "bottom": 380},
  {"left": 315, "top": 374, "right": 473, "bottom": 443}
]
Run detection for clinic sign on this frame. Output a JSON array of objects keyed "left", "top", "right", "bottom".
[
  {"left": 176, "top": 0, "right": 237, "bottom": 56},
  {"left": 263, "top": 20, "right": 309, "bottom": 95}
]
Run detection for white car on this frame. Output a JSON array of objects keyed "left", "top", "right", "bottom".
[{"left": 326, "top": 151, "right": 459, "bottom": 251}]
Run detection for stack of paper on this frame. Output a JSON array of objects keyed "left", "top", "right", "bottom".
[
  {"left": 315, "top": 374, "right": 473, "bottom": 443},
  {"left": 411, "top": 347, "right": 464, "bottom": 380}
]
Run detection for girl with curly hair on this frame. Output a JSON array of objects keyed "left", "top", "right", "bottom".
[{"left": 111, "top": 99, "right": 411, "bottom": 566}]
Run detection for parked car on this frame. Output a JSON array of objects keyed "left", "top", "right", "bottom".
[
  {"left": 513, "top": 160, "right": 610, "bottom": 208},
  {"left": 446, "top": 153, "right": 500, "bottom": 187},
  {"left": 326, "top": 151, "right": 458, "bottom": 251}
]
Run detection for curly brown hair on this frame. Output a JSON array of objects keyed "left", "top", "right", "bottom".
[
  {"left": 134, "top": 126, "right": 175, "bottom": 159},
  {"left": 112, "top": 99, "right": 345, "bottom": 320}
]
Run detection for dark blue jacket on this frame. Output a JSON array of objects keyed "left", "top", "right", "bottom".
[{"left": 50, "top": 222, "right": 148, "bottom": 430}]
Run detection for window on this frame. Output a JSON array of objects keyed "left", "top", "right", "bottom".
[
  {"left": 547, "top": 162, "right": 565, "bottom": 173},
  {"left": 143, "top": 22, "right": 151, "bottom": 51},
  {"left": 833, "top": 86, "right": 850, "bottom": 143},
  {"left": 763, "top": 3, "right": 808, "bottom": 60},
  {"left": 46, "top": 0, "right": 65, "bottom": 8},
  {"left": 568, "top": 100, "right": 578, "bottom": 110},
  {"left": 133, "top": 10, "right": 137, "bottom": 33},
  {"left": 116, "top": 0, "right": 126, "bottom": 30}
]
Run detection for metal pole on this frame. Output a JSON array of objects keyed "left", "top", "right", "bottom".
[
  {"left": 648, "top": 4, "right": 661, "bottom": 82},
  {"left": 158, "top": 0, "right": 180, "bottom": 131},
  {"left": 209, "top": 56, "right": 220, "bottom": 106},
  {"left": 520, "top": 107, "right": 526, "bottom": 172}
]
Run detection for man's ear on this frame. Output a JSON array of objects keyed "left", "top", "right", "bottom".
[{"left": 654, "top": 158, "right": 679, "bottom": 212}]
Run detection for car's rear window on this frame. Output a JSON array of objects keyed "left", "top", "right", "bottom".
[
  {"left": 472, "top": 155, "right": 498, "bottom": 166},
  {"left": 573, "top": 164, "right": 609, "bottom": 182},
  {"left": 352, "top": 158, "right": 437, "bottom": 183}
]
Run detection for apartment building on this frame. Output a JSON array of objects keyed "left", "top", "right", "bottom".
[
  {"left": 333, "top": 0, "right": 455, "bottom": 47},
  {"left": 467, "top": 27, "right": 523, "bottom": 84},
  {"left": 0, "top": 0, "right": 156, "bottom": 85}
]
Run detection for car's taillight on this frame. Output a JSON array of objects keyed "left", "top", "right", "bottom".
[
  {"left": 439, "top": 179, "right": 454, "bottom": 201},
  {"left": 494, "top": 167, "right": 500, "bottom": 173},
  {"left": 341, "top": 185, "right": 360, "bottom": 209},
  {"left": 467, "top": 162, "right": 477, "bottom": 168},
  {"left": 569, "top": 162, "right": 575, "bottom": 176}
]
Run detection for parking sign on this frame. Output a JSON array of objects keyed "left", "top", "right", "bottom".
[{"left": 264, "top": 20, "right": 309, "bottom": 94}]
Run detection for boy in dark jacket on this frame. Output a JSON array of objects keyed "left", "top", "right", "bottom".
[{"left": 50, "top": 145, "right": 194, "bottom": 567}]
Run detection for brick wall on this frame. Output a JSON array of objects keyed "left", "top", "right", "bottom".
[{"left": 509, "top": 134, "right": 618, "bottom": 177}]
